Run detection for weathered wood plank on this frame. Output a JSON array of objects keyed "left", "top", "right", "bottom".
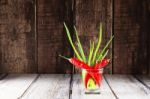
[
  {"left": 113, "top": 0, "right": 149, "bottom": 74},
  {"left": 105, "top": 75, "right": 150, "bottom": 99},
  {"left": 37, "top": 0, "right": 73, "bottom": 73},
  {"left": 75, "top": 0, "right": 112, "bottom": 74},
  {"left": 0, "top": 74, "right": 37, "bottom": 99},
  {"left": 21, "top": 74, "right": 71, "bottom": 99},
  {"left": 0, "top": 0, "right": 36, "bottom": 73},
  {"left": 71, "top": 74, "right": 116, "bottom": 99}
]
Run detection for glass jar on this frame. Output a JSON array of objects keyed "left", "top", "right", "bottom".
[{"left": 82, "top": 68, "right": 103, "bottom": 94}]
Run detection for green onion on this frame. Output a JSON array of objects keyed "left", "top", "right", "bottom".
[
  {"left": 97, "top": 36, "right": 114, "bottom": 61},
  {"left": 74, "top": 26, "right": 86, "bottom": 62},
  {"left": 88, "top": 41, "right": 94, "bottom": 66},
  {"left": 97, "top": 49, "right": 109, "bottom": 61},
  {"left": 63, "top": 22, "right": 114, "bottom": 66},
  {"left": 92, "top": 23, "right": 102, "bottom": 65},
  {"left": 64, "top": 23, "right": 82, "bottom": 61}
]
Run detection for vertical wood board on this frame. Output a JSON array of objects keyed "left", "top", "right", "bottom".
[
  {"left": 0, "top": 0, "right": 36, "bottom": 73},
  {"left": 113, "top": 0, "right": 149, "bottom": 74},
  {"left": 37, "top": 0, "right": 73, "bottom": 73}
]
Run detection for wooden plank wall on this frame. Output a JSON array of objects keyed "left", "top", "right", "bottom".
[
  {"left": 37, "top": 0, "right": 73, "bottom": 73},
  {"left": 0, "top": 0, "right": 149, "bottom": 74},
  {"left": 0, "top": 0, "right": 36, "bottom": 73},
  {"left": 113, "top": 0, "right": 150, "bottom": 74}
]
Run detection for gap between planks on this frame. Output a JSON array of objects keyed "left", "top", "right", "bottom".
[
  {"left": 18, "top": 74, "right": 40, "bottom": 99},
  {"left": 104, "top": 75, "right": 119, "bottom": 99},
  {"left": 0, "top": 74, "right": 38, "bottom": 99},
  {"left": 69, "top": 73, "right": 74, "bottom": 99},
  {"left": 133, "top": 75, "right": 150, "bottom": 90},
  {"left": 0, "top": 74, "right": 8, "bottom": 80},
  {"left": 20, "top": 74, "right": 71, "bottom": 99},
  {"left": 0, "top": 74, "right": 72, "bottom": 99},
  {"left": 105, "top": 75, "right": 150, "bottom": 99}
]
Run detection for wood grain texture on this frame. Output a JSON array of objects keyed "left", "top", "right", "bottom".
[
  {"left": 37, "top": 0, "right": 73, "bottom": 73},
  {"left": 0, "top": 0, "right": 149, "bottom": 74},
  {"left": 75, "top": 0, "right": 112, "bottom": 74},
  {"left": 71, "top": 74, "right": 116, "bottom": 99},
  {"left": 106, "top": 75, "right": 150, "bottom": 99},
  {"left": 0, "top": 0, "right": 36, "bottom": 73},
  {"left": 21, "top": 74, "right": 71, "bottom": 99},
  {"left": 0, "top": 74, "right": 37, "bottom": 99},
  {"left": 113, "top": 0, "right": 149, "bottom": 74}
]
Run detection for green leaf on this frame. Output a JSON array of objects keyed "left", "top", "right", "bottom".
[
  {"left": 92, "top": 23, "right": 102, "bottom": 65},
  {"left": 88, "top": 41, "right": 92, "bottom": 65},
  {"left": 74, "top": 26, "right": 86, "bottom": 62},
  {"left": 88, "top": 41, "right": 94, "bottom": 66},
  {"left": 98, "top": 36, "right": 114, "bottom": 61},
  {"left": 77, "top": 43, "right": 85, "bottom": 61},
  {"left": 97, "top": 49, "right": 109, "bottom": 61},
  {"left": 96, "top": 51, "right": 101, "bottom": 60},
  {"left": 64, "top": 23, "right": 82, "bottom": 61}
]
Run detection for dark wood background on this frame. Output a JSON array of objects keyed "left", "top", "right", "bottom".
[{"left": 0, "top": 0, "right": 149, "bottom": 74}]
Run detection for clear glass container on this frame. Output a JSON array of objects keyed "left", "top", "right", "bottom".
[{"left": 82, "top": 68, "right": 103, "bottom": 94}]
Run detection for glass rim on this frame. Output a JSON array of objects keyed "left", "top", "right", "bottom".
[
  {"left": 82, "top": 68, "right": 103, "bottom": 72},
  {"left": 81, "top": 68, "right": 103, "bottom": 70}
]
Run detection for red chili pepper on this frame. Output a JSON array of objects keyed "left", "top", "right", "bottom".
[
  {"left": 59, "top": 55, "right": 91, "bottom": 69},
  {"left": 69, "top": 58, "right": 109, "bottom": 88},
  {"left": 84, "top": 59, "right": 109, "bottom": 87},
  {"left": 84, "top": 72, "right": 98, "bottom": 88},
  {"left": 95, "top": 73, "right": 102, "bottom": 86},
  {"left": 68, "top": 58, "right": 103, "bottom": 86},
  {"left": 84, "top": 72, "right": 102, "bottom": 88},
  {"left": 84, "top": 73, "right": 91, "bottom": 88},
  {"left": 94, "top": 59, "right": 110, "bottom": 69},
  {"left": 59, "top": 55, "right": 107, "bottom": 88},
  {"left": 69, "top": 58, "right": 91, "bottom": 70},
  {"left": 90, "top": 72, "right": 100, "bottom": 85}
]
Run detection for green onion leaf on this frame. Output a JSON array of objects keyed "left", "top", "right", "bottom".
[
  {"left": 88, "top": 41, "right": 94, "bottom": 66},
  {"left": 92, "top": 23, "right": 102, "bottom": 65},
  {"left": 74, "top": 26, "right": 86, "bottom": 62},
  {"left": 64, "top": 23, "right": 82, "bottom": 61},
  {"left": 98, "top": 36, "right": 114, "bottom": 61},
  {"left": 97, "top": 49, "right": 109, "bottom": 61}
]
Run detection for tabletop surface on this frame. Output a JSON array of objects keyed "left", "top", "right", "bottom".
[{"left": 0, "top": 74, "right": 149, "bottom": 99}]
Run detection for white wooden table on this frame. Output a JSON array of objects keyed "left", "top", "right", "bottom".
[{"left": 0, "top": 74, "right": 149, "bottom": 99}]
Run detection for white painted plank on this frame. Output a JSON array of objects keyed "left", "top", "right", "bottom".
[
  {"left": 21, "top": 74, "right": 71, "bottom": 99},
  {"left": 71, "top": 74, "right": 116, "bottom": 99},
  {"left": 136, "top": 75, "right": 150, "bottom": 88},
  {"left": 105, "top": 75, "right": 150, "bottom": 99},
  {"left": 0, "top": 74, "right": 37, "bottom": 99}
]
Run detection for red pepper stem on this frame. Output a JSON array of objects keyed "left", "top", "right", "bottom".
[{"left": 59, "top": 55, "right": 69, "bottom": 60}]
